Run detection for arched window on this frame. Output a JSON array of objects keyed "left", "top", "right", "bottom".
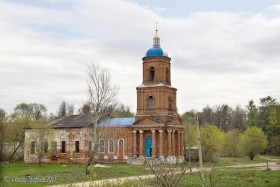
[
  {"left": 168, "top": 96, "right": 173, "bottom": 110},
  {"left": 148, "top": 96, "right": 154, "bottom": 109},
  {"left": 149, "top": 67, "right": 155, "bottom": 81},
  {"left": 108, "top": 139, "right": 114, "bottom": 153},
  {"left": 166, "top": 67, "right": 170, "bottom": 83},
  {"left": 118, "top": 138, "right": 124, "bottom": 147}
]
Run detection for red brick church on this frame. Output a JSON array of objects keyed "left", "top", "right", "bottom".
[{"left": 24, "top": 29, "right": 185, "bottom": 164}]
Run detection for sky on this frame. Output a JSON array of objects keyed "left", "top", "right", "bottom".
[{"left": 0, "top": 0, "right": 280, "bottom": 115}]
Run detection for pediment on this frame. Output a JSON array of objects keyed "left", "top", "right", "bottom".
[
  {"left": 168, "top": 117, "right": 183, "bottom": 126},
  {"left": 134, "top": 117, "right": 162, "bottom": 126}
]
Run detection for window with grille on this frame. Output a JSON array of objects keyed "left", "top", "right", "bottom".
[
  {"left": 75, "top": 141, "right": 79, "bottom": 153},
  {"left": 108, "top": 139, "right": 114, "bottom": 153}
]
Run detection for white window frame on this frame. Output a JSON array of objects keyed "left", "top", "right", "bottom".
[
  {"left": 108, "top": 139, "right": 114, "bottom": 153},
  {"left": 118, "top": 138, "right": 124, "bottom": 147}
]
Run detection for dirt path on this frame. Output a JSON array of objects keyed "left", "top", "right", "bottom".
[
  {"left": 226, "top": 161, "right": 280, "bottom": 170},
  {"left": 46, "top": 160, "right": 280, "bottom": 187}
]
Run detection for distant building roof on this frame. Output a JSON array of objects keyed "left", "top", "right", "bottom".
[
  {"left": 49, "top": 114, "right": 135, "bottom": 128},
  {"left": 98, "top": 118, "right": 135, "bottom": 127}
]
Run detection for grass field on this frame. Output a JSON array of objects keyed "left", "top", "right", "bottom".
[
  {"left": 0, "top": 162, "right": 152, "bottom": 187},
  {"left": 0, "top": 156, "right": 279, "bottom": 187},
  {"left": 180, "top": 168, "right": 280, "bottom": 187}
]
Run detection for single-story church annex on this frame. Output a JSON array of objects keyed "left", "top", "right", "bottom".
[{"left": 24, "top": 29, "right": 185, "bottom": 164}]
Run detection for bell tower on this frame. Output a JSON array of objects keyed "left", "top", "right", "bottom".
[
  {"left": 136, "top": 28, "right": 178, "bottom": 121},
  {"left": 131, "top": 27, "right": 184, "bottom": 162}
]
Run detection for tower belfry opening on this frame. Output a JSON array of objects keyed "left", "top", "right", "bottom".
[{"left": 149, "top": 67, "right": 155, "bottom": 81}]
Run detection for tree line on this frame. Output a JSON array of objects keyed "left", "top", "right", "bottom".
[{"left": 181, "top": 96, "right": 280, "bottom": 161}]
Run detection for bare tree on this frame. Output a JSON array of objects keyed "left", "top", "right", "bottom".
[
  {"left": 78, "top": 102, "right": 91, "bottom": 114},
  {"left": 147, "top": 158, "right": 187, "bottom": 187},
  {"left": 85, "top": 64, "right": 118, "bottom": 175},
  {"left": 57, "top": 101, "right": 67, "bottom": 118},
  {"left": 66, "top": 103, "right": 75, "bottom": 115},
  {"left": 57, "top": 101, "right": 75, "bottom": 118}
]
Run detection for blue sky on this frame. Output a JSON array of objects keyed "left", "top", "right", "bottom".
[{"left": 0, "top": 0, "right": 280, "bottom": 115}]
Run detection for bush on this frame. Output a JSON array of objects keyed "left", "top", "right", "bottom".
[
  {"left": 200, "top": 125, "right": 224, "bottom": 162},
  {"left": 222, "top": 129, "right": 240, "bottom": 157},
  {"left": 238, "top": 127, "right": 267, "bottom": 160}
]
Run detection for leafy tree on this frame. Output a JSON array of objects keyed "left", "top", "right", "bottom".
[
  {"left": 13, "top": 103, "right": 47, "bottom": 121},
  {"left": 6, "top": 103, "right": 47, "bottom": 160},
  {"left": 112, "top": 104, "right": 135, "bottom": 117},
  {"left": 5, "top": 118, "right": 30, "bottom": 160},
  {"left": 238, "top": 127, "right": 267, "bottom": 160},
  {"left": 245, "top": 100, "right": 258, "bottom": 127},
  {"left": 200, "top": 125, "right": 224, "bottom": 162},
  {"left": 267, "top": 105, "right": 280, "bottom": 155},
  {"left": 181, "top": 111, "right": 197, "bottom": 147},
  {"left": 267, "top": 135, "right": 280, "bottom": 156},
  {"left": 222, "top": 129, "right": 240, "bottom": 157},
  {"left": 0, "top": 108, "right": 7, "bottom": 161},
  {"left": 270, "top": 105, "right": 280, "bottom": 127},
  {"left": 258, "top": 96, "right": 278, "bottom": 132}
]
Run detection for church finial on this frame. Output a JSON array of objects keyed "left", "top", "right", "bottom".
[
  {"left": 153, "top": 22, "right": 160, "bottom": 47},
  {"left": 155, "top": 22, "right": 159, "bottom": 38}
]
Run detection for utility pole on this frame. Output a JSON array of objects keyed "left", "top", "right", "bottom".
[
  {"left": 196, "top": 116, "right": 205, "bottom": 187},
  {"left": 186, "top": 118, "right": 193, "bottom": 185},
  {"left": 187, "top": 121, "right": 192, "bottom": 173}
]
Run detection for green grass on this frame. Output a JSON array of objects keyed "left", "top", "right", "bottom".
[
  {"left": 0, "top": 156, "right": 279, "bottom": 187},
  {"left": 183, "top": 156, "right": 270, "bottom": 169},
  {"left": 219, "top": 156, "right": 269, "bottom": 164},
  {"left": 261, "top": 155, "right": 280, "bottom": 160},
  {"left": 180, "top": 168, "right": 280, "bottom": 187},
  {"left": 96, "top": 168, "right": 280, "bottom": 187},
  {"left": 0, "top": 162, "right": 152, "bottom": 187}
]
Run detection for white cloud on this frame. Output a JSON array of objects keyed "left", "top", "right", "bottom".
[
  {"left": 0, "top": 0, "right": 279, "bottom": 115},
  {"left": 269, "top": 4, "right": 280, "bottom": 11}
]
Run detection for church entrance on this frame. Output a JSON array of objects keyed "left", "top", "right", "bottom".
[{"left": 145, "top": 136, "right": 152, "bottom": 157}]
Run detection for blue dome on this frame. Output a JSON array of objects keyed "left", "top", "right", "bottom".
[{"left": 145, "top": 47, "right": 168, "bottom": 57}]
